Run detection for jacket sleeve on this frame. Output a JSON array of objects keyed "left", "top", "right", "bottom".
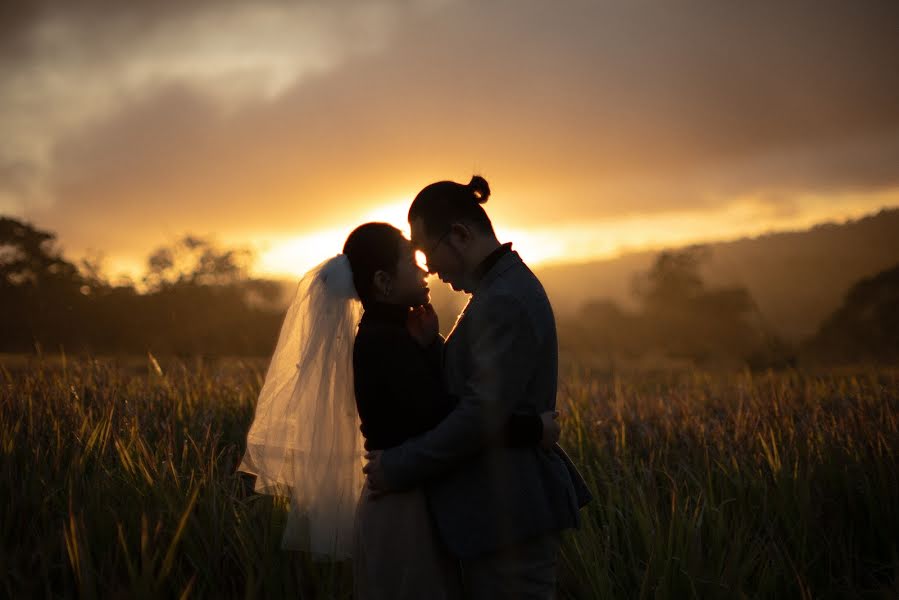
[
  {"left": 380, "top": 294, "right": 540, "bottom": 489},
  {"left": 504, "top": 413, "right": 544, "bottom": 447}
]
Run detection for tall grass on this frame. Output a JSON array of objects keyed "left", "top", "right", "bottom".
[
  {"left": 557, "top": 366, "right": 899, "bottom": 598},
  {"left": 1, "top": 356, "right": 897, "bottom": 598},
  {"left": 1, "top": 356, "right": 350, "bottom": 599}
]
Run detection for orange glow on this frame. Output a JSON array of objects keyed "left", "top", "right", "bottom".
[
  {"left": 252, "top": 190, "right": 899, "bottom": 280},
  {"left": 256, "top": 200, "right": 412, "bottom": 277},
  {"left": 88, "top": 188, "right": 898, "bottom": 285}
]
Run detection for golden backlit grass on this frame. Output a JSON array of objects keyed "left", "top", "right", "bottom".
[
  {"left": 1, "top": 356, "right": 897, "bottom": 598},
  {"left": 556, "top": 366, "right": 898, "bottom": 598}
]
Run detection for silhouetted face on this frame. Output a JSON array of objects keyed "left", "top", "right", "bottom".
[
  {"left": 386, "top": 237, "right": 430, "bottom": 306},
  {"left": 410, "top": 217, "right": 466, "bottom": 292}
]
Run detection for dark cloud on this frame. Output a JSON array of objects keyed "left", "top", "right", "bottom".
[
  {"left": 8, "top": 0, "right": 899, "bottom": 257},
  {"left": 0, "top": 158, "right": 39, "bottom": 211}
]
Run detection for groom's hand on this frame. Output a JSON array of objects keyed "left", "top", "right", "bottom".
[
  {"left": 540, "top": 410, "right": 561, "bottom": 449},
  {"left": 363, "top": 450, "right": 387, "bottom": 490}
]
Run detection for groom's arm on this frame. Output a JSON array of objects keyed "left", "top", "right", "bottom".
[{"left": 379, "top": 294, "right": 539, "bottom": 489}]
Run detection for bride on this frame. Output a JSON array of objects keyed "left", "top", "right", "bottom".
[{"left": 239, "top": 221, "right": 558, "bottom": 598}]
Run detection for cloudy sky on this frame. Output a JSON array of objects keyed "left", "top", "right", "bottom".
[{"left": 3, "top": 0, "right": 899, "bottom": 279}]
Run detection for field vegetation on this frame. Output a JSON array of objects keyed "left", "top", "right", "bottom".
[{"left": 2, "top": 355, "right": 897, "bottom": 598}]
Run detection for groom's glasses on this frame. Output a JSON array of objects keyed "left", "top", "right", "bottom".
[
  {"left": 421, "top": 229, "right": 450, "bottom": 265},
  {"left": 413, "top": 228, "right": 451, "bottom": 273},
  {"left": 420, "top": 229, "right": 451, "bottom": 273}
]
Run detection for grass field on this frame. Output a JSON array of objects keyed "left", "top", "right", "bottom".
[{"left": 1, "top": 355, "right": 897, "bottom": 598}]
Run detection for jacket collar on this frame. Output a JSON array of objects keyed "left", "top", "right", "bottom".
[
  {"left": 471, "top": 242, "right": 513, "bottom": 284},
  {"left": 473, "top": 249, "right": 522, "bottom": 295}
]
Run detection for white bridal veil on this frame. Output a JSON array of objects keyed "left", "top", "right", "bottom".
[{"left": 239, "top": 254, "right": 365, "bottom": 559}]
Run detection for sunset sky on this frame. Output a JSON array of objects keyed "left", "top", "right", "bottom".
[{"left": 3, "top": 1, "right": 898, "bottom": 281}]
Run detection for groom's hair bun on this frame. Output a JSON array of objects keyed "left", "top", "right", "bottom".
[
  {"left": 467, "top": 175, "right": 490, "bottom": 204},
  {"left": 408, "top": 174, "right": 495, "bottom": 238},
  {"left": 343, "top": 222, "right": 403, "bottom": 306}
]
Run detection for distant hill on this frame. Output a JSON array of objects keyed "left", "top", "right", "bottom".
[
  {"left": 536, "top": 207, "right": 899, "bottom": 340},
  {"left": 804, "top": 262, "right": 899, "bottom": 363}
]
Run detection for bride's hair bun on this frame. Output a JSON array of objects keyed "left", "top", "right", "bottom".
[{"left": 467, "top": 175, "right": 490, "bottom": 204}]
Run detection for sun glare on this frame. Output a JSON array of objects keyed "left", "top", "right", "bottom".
[
  {"left": 257, "top": 200, "right": 413, "bottom": 278},
  {"left": 415, "top": 250, "right": 428, "bottom": 272},
  {"left": 257, "top": 228, "right": 349, "bottom": 278}
]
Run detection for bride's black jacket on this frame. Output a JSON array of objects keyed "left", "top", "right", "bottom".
[{"left": 352, "top": 301, "right": 543, "bottom": 451}]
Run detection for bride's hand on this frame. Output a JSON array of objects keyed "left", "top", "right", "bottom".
[
  {"left": 407, "top": 303, "right": 439, "bottom": 347},
  {"left": 540, "top": 410, "right": 561, "bottom": 449}
]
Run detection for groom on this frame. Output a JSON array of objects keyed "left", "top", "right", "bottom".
[{"left": 364, "top": 176, "right": 590, "bottom": 598}]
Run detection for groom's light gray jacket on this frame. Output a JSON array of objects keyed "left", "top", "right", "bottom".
[{"left": 381, "top": 250, "right": 590, "bottom": 559}]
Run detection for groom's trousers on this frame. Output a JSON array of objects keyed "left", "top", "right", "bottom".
[{"left": 460, "top": 531, "right": 560, "bottom": 600}]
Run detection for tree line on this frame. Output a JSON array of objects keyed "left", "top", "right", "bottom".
[
  {"left": 0, "top": 217, "right": 284, "bottom": 356},
  {"left": 1, "top": 215, "right": 895, "bottom": 365},
  {"left": 558, "top": 245, "right": 898, "bottom": 368}
]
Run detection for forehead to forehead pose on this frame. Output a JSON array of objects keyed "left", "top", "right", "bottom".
[{"left": 239, "top": 215, "right": 557, "bottom": 599}]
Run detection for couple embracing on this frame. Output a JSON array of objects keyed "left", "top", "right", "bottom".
[{"left": 240, "top": 175, "right": 591, "bottom": 599}]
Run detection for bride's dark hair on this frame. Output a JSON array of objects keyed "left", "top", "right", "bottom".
[
  {"left": 407, "top": 175, "right": 495, "bottom": 238},
  {"left": 343, "top": 222, "right": 404, "bottom": 306}
]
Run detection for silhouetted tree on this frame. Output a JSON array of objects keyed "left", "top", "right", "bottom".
[
  {"left": 805, "top": 263, "right": 899, "bottom": 363},
  {"left": 75, "top": 249, "right": 118, "bottom": 298},
  {"left": 632, "top": 247, "right": 764, "bottom": 364},
  {"left": 0, "top": 217, "right": 82, "bottom": 291},
  {"left": 562, "top": 246, "right": 794, "bottom": 368},
  {"left": 143, "top": 235, "right": 253, "bottom": 291},
  {"left": 0, "top": 217, "right": 87, "bottom": 351},
  {"left": 634, "top": 246, "right": 709, "bottom": 312}
]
